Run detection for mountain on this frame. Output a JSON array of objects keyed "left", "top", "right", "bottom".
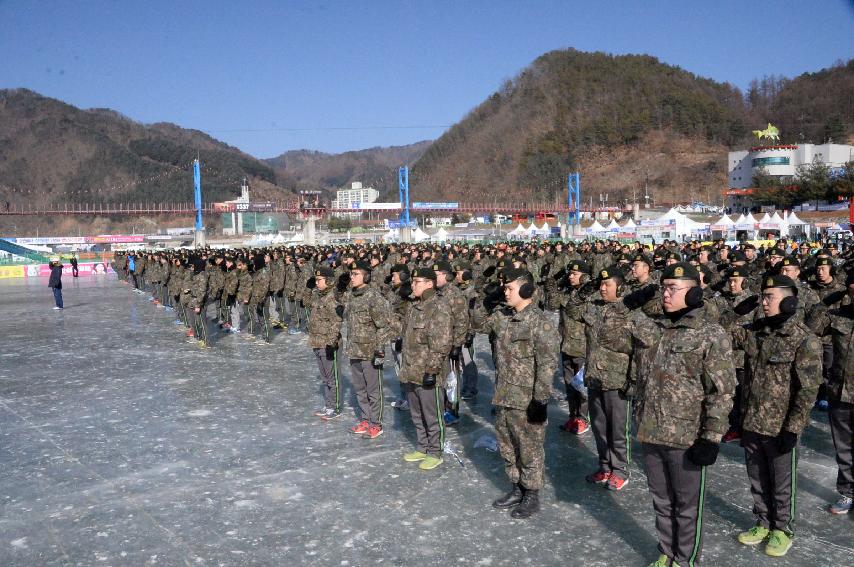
[
  {"left": 408, "top": 50, "right": 853, "bottom": 204},
  {"left": 0, "top": 89, "right": 292, "bottom": 208},
  {"left": 264, "top": 141, "right": 431, "bottom": 197}
]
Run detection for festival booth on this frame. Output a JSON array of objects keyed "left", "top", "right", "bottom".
[
  {"left": 431, "top": 227, "right": 449, "bottom": 243},
  {"left": 654, "top": 208, "right": 709, "bottom": 241},
  {"left": 507, "top": 223, "right": 528, "bottom": 239},
  {"left": 586, "top": 220, "right": 607, "bottom": 239},
  {"left": 621, "top": 218, "right": 637, "bottom": 234},
  {"left": 733, "top": 213, "right": 758, "bottom": 240},
  {"left": 709, "top": 214, "right": 736, "bottom": 240},
  {"left": 785, "top": 211, "right": 809, "bottom": 240}
]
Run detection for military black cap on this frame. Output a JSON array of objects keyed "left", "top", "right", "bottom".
[
  {"left": 730, "top": 251, "right": 747, "bottom": 262},
  {"left": 390, "top": 264, "right": 410, "bottom": 275},
  {"left": 661, "top": 262, "right": 701, "bottom": 283},
  {"left": 666, "top": 252, "right": 682, "bottom": 261},
  {"left": 632, "top": 254, "right": 652, "bottom": 266},
  {"left": 568, "top": 260, "right": 591, "bottom": 275},
  {"left": 726, "top": 267, "right": 747, "bottom": 279},
  {"left": 315, "top": 266, "right": 335, "bottom": 279},
  {"left": 350, "top": 259, "right": 372, "bottom": 272},
  {"left": 411, "top": 267, "right": 437, "bottom": 282},
  {"left": 598, "top": 265, "right": 624, "bottom": 282},
  {"left": 815, "top": 257, "right": 834, "bottom": 268},
  {"left": 432, "top": 260, "right": 453, "bottom": 274},
  {"left": 768, "top": 247, "right": 786, "bottom": 257},
  {"left": 780, "top": 257, "right": 800, "bottom": 268},
  {"left": 761, "top": 274, "right": 798, "bottom": 292},
  {"left": 502, "top": 267, "right": 532, "bottom": 283}
]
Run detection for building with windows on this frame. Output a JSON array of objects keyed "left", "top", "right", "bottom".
[
  {"left": 725, "top": 143, "right": 854, "bottom": 211},
  {"left": 331, "top": 182, "right": 379, "bottom": 219}
]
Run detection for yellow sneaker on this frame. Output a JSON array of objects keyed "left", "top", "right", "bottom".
[
  {"left": 418, "top": 455, "right": 443, "bottom": 470},
  {"left": 764, "top": 529, "right": 792, "bottom": 557},
  {"left": 403, "top": 451, "right": 427, "bottom": 462},
  {"left": 738, "top": 525, "right": 769, "bottom": 546}
]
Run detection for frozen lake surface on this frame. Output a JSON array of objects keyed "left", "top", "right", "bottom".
[{"left": 0, "top": 277, "right": 850, "bottom": 566}]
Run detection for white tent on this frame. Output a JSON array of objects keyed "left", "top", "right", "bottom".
[
  {"left": 271, "top": 233, "right": 287, "bottom": 244},
  {"left": 654, "top": 208, "right": 707, "bottom": 238},
  {"left": 606, "top": 219, "right": 621, "bottom": 232},
  {"left": 431, "top": 227, "right": 449, "bottom": 242},
  {"left": 786, "top": 211, "right": 806, "bottom": 225},
  {"left": 411, "top": 227, "right": 430, "bottom": 243},
  {"left": 714, "top": 214, "right": 735, "bottom": 227},
  {"left": 621, "top": 218, "right": 637, "bottom": 231},
  {"left": 382, "top": 228, "right": 400, "bottom": 242},
  {"left": 507, "top": 223, "right": 527, "bottom": 238},
  {"left": 758, "top": 212, "right": 772, "bottom": 224},
  {"left": 587, "top": 220, "right": 606, "bottom": 234}
]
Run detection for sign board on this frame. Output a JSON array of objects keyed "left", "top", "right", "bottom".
[
  {"left": 352, "top": 202, "right": 401, "bottom": 210},
  {"left": 412, "top": 202, "right": 459, "bottom": 210}
]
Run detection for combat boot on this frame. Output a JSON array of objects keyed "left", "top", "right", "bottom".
[
  {"left": 510, "top": 489, "right": 539, "bottom": 519},
  {"left": 492, "top": 483, "right": 523, "bottom": 509}
]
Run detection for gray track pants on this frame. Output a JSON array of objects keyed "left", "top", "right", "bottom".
[
  {"left": 830, "top": 400, "right": 854, "bottom": 498},
  {"left": 405, "top": 382, "right": 445, "bottom": 457},
  {"left": 643, "top": 443, "right": 707, "bottom": 566},
  {"left": 349, "top": 359, "right": 384, "bottom": 426},
  {"left": 589, "top": 388, "right": 631, "bottom": 480},
  {"left": 742, "top": 430, "right": 798, "bottom": 535},
  {"left": 314, "top": 347, "right": 341, "bottom": 413}
]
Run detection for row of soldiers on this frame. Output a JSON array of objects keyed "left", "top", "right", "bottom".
[{"left": 112, "top": 236, "right": 854, "bottom": 566}]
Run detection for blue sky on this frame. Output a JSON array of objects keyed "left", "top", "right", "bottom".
[{"left": 1, "top": 0, "right": 852, "bottom": 158}]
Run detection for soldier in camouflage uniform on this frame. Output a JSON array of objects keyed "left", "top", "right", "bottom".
[
  {"left": 220, "top": 256, "right": 239, "bottom": 331},
  {"left": 630, "top": 262, "right": 736, "bottom": 567},
  {"left": 809, "top": 257, "right": 848, "bottom": 410},
  {"left": 731, "top": 275, "right": 822, "bottom": 556},
  {"left": 399, "top": 267, "right": 453, "bottom": 470},
  {"left": 206, "top": 256, "right": 225, "bottom": 324},
  {"left": 343, "top": 260, "right": 396, "bottom": 440},
  {"left": 235, "top": 257, "right": 253, "bottom": 334},
  {"left": 249, "top": 254, "right": 272, "bottom": 342},
  {"left": 434, "top": 260, "right": 469, "bottom": 423},
  {"left": 555, "top": 261, "right": 595, "bottom": 434},
  {"left": 388, "top": 265, "right": 413, "bottom": 411},
  {"left": 473, "top": 268, "right": 559, "bottom": 519},
  {"left": 582, "top": 265, "right": 634, "bottom": 491},
  {"left": 454, "top": 259, "right": 481, "bottom": 401},
  {"left": 808, "top": 270, "right": 854, "bottom": 515},
  {"left": 308, "top": 266, "right": 344, "bottom": 420},
  {"left": 186, "top": 257, "right": 209, "bottom": 346},
  {"left": 269, "top": 250, "right": 286, "bottom": 328}
]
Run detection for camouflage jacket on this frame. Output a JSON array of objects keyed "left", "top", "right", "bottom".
[
  {"left": 284, "top": 264, "right": 299, "bottom": 298},
  {"left": 734, "top": 316, "right": 822, "bottom": 436},
  {"left": 437, "top": 282, "right": 470, "bottom": 348},
  {"left": 308, "top": 287, "right": 343, "bottom": 349},
  {"left": 167, "top": 266, "right": 184, "bottom": 296},
  {"left": 386, "top": 284, "right": 412, "bottom": 339},
  {"left": 236, "top": 269, "right": 253, "bottom": 304},
  {"left": 207, "top": 266, "right": 225, "bottom": 301},
  {"left": 631, "top": 308, "right": 736, "bottom": 449},
  {"left": 223, "top": 269, "right": 239, "bottom": 297},
  {"left": 250, "top": 267, "right": 271, "bottom": 304},
  {"left": 809, "top": 278, "right": 847, "bottom": 344},
  {"left": 270, "top": 259, "right": 285, "bottom": 294},
  {"left": 558, "top": 282, "right": 595, "bottom": 358},
  {"left": 344, "top": 285, "right": 396, "bottom": 360},
  {"left": 146, "top": 262, "right": 161, "bottom": 284},
  {"left": 179, "top": 269, "right": 194, "bottom": 306},
  {"left": 188, "top": 271, "right": 208, "bottom": 309},
  {"left": 475, "top": 303, "right": 558, "bottom": 410},
  {"left": 399, "top": 288, "right": 453, "bottom": 385},
  {"left": 582, "top": 299, "right": 633, "bottom": 391},
  {"left": 809, "top": 304, "right": 854, "bottom": 404}
]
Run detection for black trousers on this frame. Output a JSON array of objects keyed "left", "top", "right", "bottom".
[
  {"left": 588, "top": 388, "right": 630, "bottom": 480},
  {"left": 829, "top": 400, "right": 854, "bottom": 498},
  {"left": 561, "top": 355, "right": 588, "bottom": 419},
  {"left": 314, "top": 347, "right": 341, "bottom": 413},
  {"left": 643, "top": 443, "right": 707, "bottom": 566},
  {"left": 405, "top": 382, "right": 444, "bottom": 457},
  {"left": 742, "top": 430, "right": 797, "bottom": 535}
]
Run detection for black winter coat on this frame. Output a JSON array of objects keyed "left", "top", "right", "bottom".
[{"left": 48, "top": 265, "right": 63, "bottom": 289}]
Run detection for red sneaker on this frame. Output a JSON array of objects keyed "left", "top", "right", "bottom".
[
  {"left": 365, "top": 424, "right": 384, "bottom": 439},
  {"left": 559, "top": 418, "right": 576, "bottom": 432},
  {"left": 350, "top": 420, "right": 370, "bottom": 435},
  {"left": 186, "top": 330, "right": 195, "bottom": 338},
  {"left": 585, "top": 470, "right": 612, "bottom": 484},
  {"left": 722, "top": 430, "right": 742, "bottom": 443},
  {"left": 574, "top": 419, "right": 590, "bottom": 435},
  {"left": 606, "top": 475, "right": 629, "bottom": 491},
  {"left": 222, "top": 323, "right": 232, "bottom": 330}
]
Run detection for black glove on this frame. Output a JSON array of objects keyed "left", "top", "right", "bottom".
[
  {"left": 336, "top": 273, "right": 351, "bottom": 292},
  {"left": 540, "top": 263, "right": 551, "bottom": 278},
  {"left": 325, "top": 344, "right": 336, "bottom": 358},
  {"left": 384, "top": 274, "right": 393, "bottom": 285},
  {"left": 623, "top": 284, "right": 658, "bottom": 310},
  {"left": 398, "top": 282, "right": 412, "bottom": 299},
  {"left": 372, "top": 350, "right": 385, "bottom": 368},
  {"left": 393, "top": 338, "right": 403, "bottom": 353},
  {"left": 464, "top": 334, "right": 474, "bottom": 348},
  {"left": 823, "top": 290, "right": 847, "bottom": 306},
  {"left": 422, "top": 373, "right": 437, "bottom": 388},
  {"left": 526, "top": 399, "right": 549, "bottom": 424},
  {"left": 686, "top": 438, "right": 720, "bottom": 466},
  {"left": 306, "top": 277, "right": 316, "bottom": 289},
  {"left": 482, "top": 265, "right": 496, "bottom": 278},
  {"left": 619, "top": 382, "right": 636, "bottom": 399},
  {"left": 733, "top": 294, "right": 760, "bottom": 316},
  {"left": 777, "top": 431, "right": 798, "bottom": 454},
  {"left": 450, "top": 345, "right": 462, "bottom": 361},
  {"left": 334, "top": 304, "right": 344, "bottom": 318}
]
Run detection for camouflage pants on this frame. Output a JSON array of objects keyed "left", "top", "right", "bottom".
[{"left": 495, "top": 406, "right": 546, "bottom": 490}]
